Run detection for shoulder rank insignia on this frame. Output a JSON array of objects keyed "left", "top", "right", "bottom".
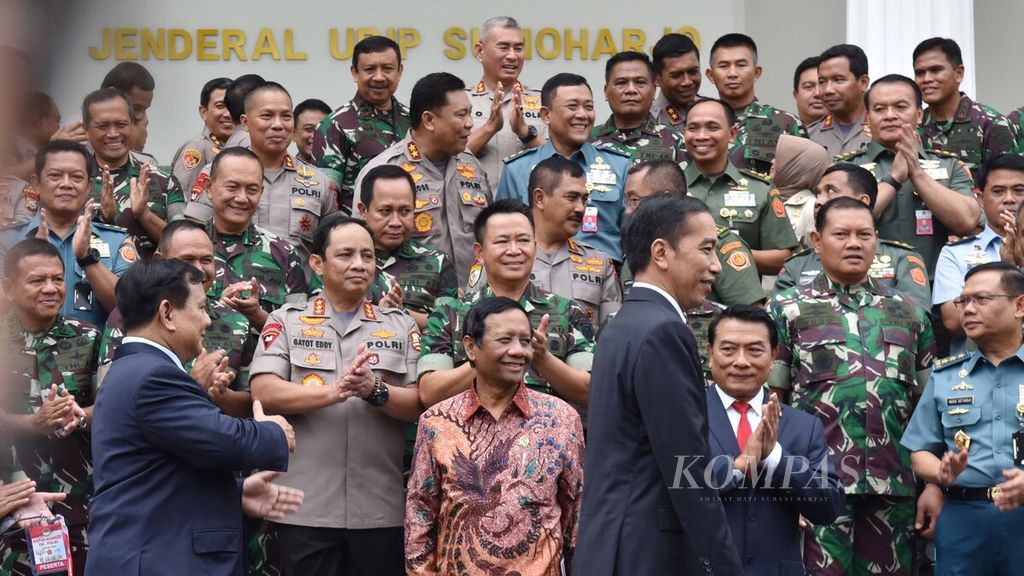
[
  {"left": 502, "top": 147, "right": 535, "bottom": 164},
  {"left": 934, "top": 352, "right": 970, "bottom": 370},
  {"left": 738, "top": 168, "right": 771, "bottom": 184},
  {"left": 880, "top": 238, "right": 916, "bottom": 250}
]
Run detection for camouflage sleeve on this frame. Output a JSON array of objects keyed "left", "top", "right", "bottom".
[
  {"left": 281, "top": 245, "right": 310, "bottom": 299},
  {"left": 436, "top": 254, "right": 459, "bottom": 302},
  {"left": 766, "top": 296, "right": 795, "bottom": 391},
  {"left": 913, "top": 307, "right": 937, "bottom": 392},
  {"left": 982, "top": 115, "right": 1018, "bottom": 162},
  {"left": 598, "top": 261, "right": 622, "bottom": 328},
  {"left": 713, "top": 239, "right": 765, "bottom": 305},
  {"left": 248, "top": 311, "right": 292, "bottom": 379},
  {"left": 893, "top": 250, "right": 931, "bottom": 308},
  {"left": 162, "top": 171, "right": 186, "bottom": 221},
  {"left": 758, "top": 196, "right": 800, "bottom": 250},
  {"left": 417, "top": 302, "right": 458, "bottom": 377},
  {"left": 183, "top": 164, "right": 215, "bottom": 224},
  {"left": 564, "top": 303, "right": 595, "bottom": 373},
  {"left": 791, "top": 116, "right": 808, "bottom": 138},
  {"left": 312, "top": 116, "right": 347, "bottom": 174}
]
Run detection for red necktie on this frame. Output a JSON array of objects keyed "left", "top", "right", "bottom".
[{"left": 733, "top": 401, "right": 752, "bottom": 452}]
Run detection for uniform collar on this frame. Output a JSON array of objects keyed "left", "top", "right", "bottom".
[
  {"left": 923, "top": 92, "right": 974, "bottom": 125},
  {"left": 9, "top": 313, "right": 75, "bottom": 340},
  {"left": 352, "top": 93, "right": 406, "bottom": 120},
  {"left": 593, "top": 114, "right": 659, "bottom": 138},
  {"left": 538, "top": 140, "right": 595, "bottom": 165},
  {"left": 378, "top": 240, "right": 418, "bottom": 262},
  {"left": 964, "top": 344, "right": 1024, "bottom": 374},
  {"left": 473, "top": 79, "right": 524, "bottom": 97},
  {"left": 472, "top": 280, "right": 548, "bottom": 307},
  {"left": 811, "top": 271, "right": 876, "bottom": 296},
  {"left": 714, "top": 384, "right": 767, "bottom": 417},
  {"left": 733, "top": 98, "right": 763, "bottom": 122},
  {"left": 819, "top": 110, "right": 869, "bottom": 132},
  {"left": 21, "top": 212, "right": 90, "bottom": 242},
  {"left": 462, "top": 379, "right": 531, "bottom": 422},
  {"left": 208, "top": 220, "right": 261, "bottom": 247},
  {"left": 92, "top": 151, "right": 139, "bottom": 178},
  {"left": 685, "top": 160, "right": 744, "bottom": 187},
  {"left": 978, "top": 224, "right": 1003, "bottom": 249},
  {"left": 863, "top": 139, "right": 928, "bottom": 162}
]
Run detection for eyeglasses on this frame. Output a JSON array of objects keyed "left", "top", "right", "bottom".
[{"left": 952, "top": 293, "right": 1018, "bottom": 308}]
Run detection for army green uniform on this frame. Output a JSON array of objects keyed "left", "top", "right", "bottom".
[
  {"left": 418, "top": 282, "right": 595, "bottom": 396},
  {"left": 312, "top": 95, "right": 411, "bottom": 214},
  {"left": 774, "top": 239, "right": 931, "bottom": 306},
  {"left": 250, "top": 296, "right": 418, "bottom": 532},
  {"left": 589, "top": 115, "right": 688, "bottom": 165},
  {"left": 919, "top": 93, "right": 1017, "bottom": 174},
  {"left": 207, "top": 222, "right": 308, "bottom": 314},
  {"left": 97, "top": 298, "right": 256, "bottom": 390},
  {"left": 90, "top": 152, "right": 185, "bottom": 259},
  {"left": 466, "top": 238, "right": 623, "bottom": 329},
  {"left": 619, "top": 226, "right": 764, "bottom": 306},
  {"left": 0, "top": 314, "right": 100, "bottom": 574},
  {"left": 353, "top": 135, "right": 491, "bottom": 289},
  {"left": 807, "top": 112, "right": 872, "bottom": 156},
  {"left": 468, "top": 80, "right": 547, "bottom": 185},
  {"left": 0, "top": 178, "right": 37, "bottom": 225},
  {"left": 837, "top": 141, "right": 978, "bottom": 277},
  {"left": 365, "top": 239, "right": 458, "bottom": 316},
  {"left": 171, "top": 127, "right": 224, "bottom": 195},
  {"left": 729, "top": 99, "right": 807, "bottom": 174},
  {"left": 186, "top": 153, "right": 339, "bottom": 267},
  {"left": 684, "top": 162, "right": 799, "bottom": 254},
  {"left": 767, "top": 272, "right": 936, "bottom": 576}
]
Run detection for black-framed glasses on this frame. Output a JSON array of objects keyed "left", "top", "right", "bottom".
[{"left": 952, "top": 293, "right": 1017, "bottom": 308}]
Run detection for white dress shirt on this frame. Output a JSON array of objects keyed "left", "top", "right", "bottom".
[
  {"left": 631, "top": 281, "right": 686, "bottom": 322},
  {"left": 122, "top": 336, "right": 186, "bottom": 372},
  {"left": 714, "top": 386, "right": 783, "bottom": 479}
]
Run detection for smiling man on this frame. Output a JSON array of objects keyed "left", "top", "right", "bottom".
[
  {"left": 808, "top": 44, "right": 872, "bottom": 156},
  {"left": 650, "top": 33, "right": 705, "bottom": 129},
  {"left": 353, "top": 72, "right": 490, "bottom": 289},
  {"left": 171, "top": 77, "right": 234, "bottom": 194},
  {"left": 793, "top": 56, "right": 827, "bottom": 126},
  {"left": 768, "top": 196, "right": 935, "bottom": 576}
]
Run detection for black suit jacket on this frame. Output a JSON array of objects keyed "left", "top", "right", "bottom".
[
  {"left": 706, "top": 385, "right": 844, "bottom": 576},
  {"left": 575, "top": 287, "right": 743, "bottom": 575},
  {"left": 86, "top": 342, "right": 289, "bottom": 576}
]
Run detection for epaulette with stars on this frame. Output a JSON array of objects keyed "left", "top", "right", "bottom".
[
  {"left": 92, "top": 221, "right": 130, "bottom": 234},
  {"left": 738, "top": 168, "right": 772, "bottom": 184},
  {"left": 502, "top": 147, "right": 539, "bottom": 164},
  {"left": 880, "top": 238, "right": 917, "bottom": 250},
  {"left": 944, "top": 235, "right": 979, "bottom": 247},
  {"left": 592, "top": 141, "right": 632, "bottom": 158},
  {"left": 933, "top": 352, "right": 970, "bottom": 370},
  {"left": 834, "top": 149, "right": 867, "bottom": 162}
]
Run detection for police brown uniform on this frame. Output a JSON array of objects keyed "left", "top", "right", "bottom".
[
  {"left": 171, "top": 127, "right": 223, "bottom": 195},
  {"left": 184, "top": 153, "right": 339, "bottom": 264},
  {"left": 807, "top": 112, "right": 873, "bottom": 156},
  {"left": 353, "top": 135, "right": 491, "bottom": 289},
  {"left": 0, "top": 178, "right": 37, "bottom": 225},
  {"left": 249, "top": 296, "right": 418, "bottom": 535},
  {"left": 468, "top": 80, "right": 548, "bottom": 185}
]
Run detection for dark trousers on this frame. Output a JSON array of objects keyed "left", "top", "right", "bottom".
[{"left": 277, "top": 523, "right": 403, "bottom": 576}]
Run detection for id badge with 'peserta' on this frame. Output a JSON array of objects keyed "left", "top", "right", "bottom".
[
  {"left": 25, "top": 514, "right": 72, "bottom": 575},
  {"left": 915, "top": 209, "right": 933, "bottom": 236},
  {"left": 582, "top": 206, "right": 599, "bottom": 233}
]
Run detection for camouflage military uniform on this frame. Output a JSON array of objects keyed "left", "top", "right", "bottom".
[
  {"left": 90, "top": 152, "right": 185, "bottom": 259},
  {"left": 919, "top": 93, "right": 1017, "bottom": 174},
  {"left": 684, "top": 299, "right": 725, "bottom": 378},
  {"left": 97, "top": 298, "right": 256, "bottom": 390},
  {"left": 837, "top": 141, "right": 978, "bottom": 277},
  {"left": 468, "top": 80, "right": 547, "bottom": 185},
  {"left": 774, "top": 239, "right": 931, "bottom": 305},
  {"left": 618, "top": 226, "right": 764, "bottom": 306},
  {"left": 684, "top": 162, "right": 799, "bottom": 254},
  {"left": 589, "top": 114, "right": 688, "bottom": 165},
  {"left": 807, "top": 112, "right": 872, "bottom": 156},
  {"left": 418, "top": 282, "right": 595, "bottom": 396},
  {"left": 354, "top": 135, "right": 491, "bottom": 288},
  {"left": 207, "top": 222, "right": 308, "bottom": 314},
  {"left": 186, "top": 153, "right": 339, "bottom": 268},
  {"left": 1009, "top": 106, "right": 1024, "bottom": 151},
  {"left": 312, "top": 94, "right": 411, "bottom": 213},
  {"left": 767, "top": 272, "right": 936, "bottom": 576},
  {"left": 0, "top": 178, "right": 37, "bottom": 225},
  {"left": 365, "top": 239, "right": 458, "bottom": 316},
  {"left": 729, "top": 99, "right": 807, "bottom": 174},
  {"left": 0, "top": 313, "right": 100, "bottom": 574},
  {"left": 171, "top": 126, "right": 223, "bottom": 195}
]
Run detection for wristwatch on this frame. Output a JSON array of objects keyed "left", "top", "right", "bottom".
[
  {"left": 879, "top": 174, "right": 903, "bottom": 190},
  {"left": 363, "top": 378, "right": 390, "bottom": 407},
  {"left": 76, "top": 247, "right": 101, "bottom": 268},
  {"left": 519, "top": 125, "right": 538, "bottom": 144}
]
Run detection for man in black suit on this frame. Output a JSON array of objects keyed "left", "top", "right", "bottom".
[
  {"left": 705, "top": 305, "right": 844, "bottom": 576},
  {"left": 575, "top": 193, "right": 743, "bottom": 575},
  {"left": 87, "top": 259, "right": 302, "bottom": 576}
]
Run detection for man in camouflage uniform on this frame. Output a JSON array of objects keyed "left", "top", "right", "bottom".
[
  {"left": 466, "top": 16, "right": 547, "bottom": 185},
  {"left": 498, "top": 73, "right": 630, "bottom": 265},
  {"left": 650, "top": 34, "right": 706, "bottom": 129},
  {"left": 171, "top": 77, "right": 233, "bottom": 194},
  {"left": 83, "top": 88, "right": 185, "bottom": 259},
  {"left": 0, "top": 140, "right": 139, "bottom": 333},
  {"left": 185, "top": 83, "right": 339, "bottom": 268},
  {"left": 684, "top": 98, "right": 799, "bottom": 275},
  {"left": 590, "top": 51, "right": 687, "bottom": 165},
  {"left": 417, "top": 199, "right": 595, "bottom": 408},
  {"left": 913, "top": 38, "right": 1016, "bottom": 175},
  {"left": 704, "top": 33, "right": 806, "bottom": 175},
  {"left": 0, "top": 239, "right": 101, "bottom": 574},
  {"left": 357, "top": 164, "right": 457, "bottom": 330},
  {"left": 836, "top": 74, "right": 981, "bottom": 278},
  {"left": 313, "top": 36, "right": 410, "bottom": 213},
  {"left": 767, "top": 197, "right": 936, "bottom": 576},
  {"left": 1009, "top": 106, "right": 1024, "bottom": 151},
  {"left": 623, "top": 159, "right": 764, "bottom": 306},
  {"left": 934, "top": 154, "right": 1024, "bottom": 356},
  {"left": 353, "top": 72, "right": 490, "bottom": 289},
  {"left": 808, "top": 45, "right": 873, "bottom": 156},
  {"left": 203, "top": 148, "right": 308, "bottom": 332},
  {"left": 775, "top": 164, "right": 931, "bottom": 305},
  {"left": 97, "top": 220, "right": 256, "bottom": 414}
]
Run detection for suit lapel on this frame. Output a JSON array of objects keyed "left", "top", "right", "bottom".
[{"left": 706, "top": 386, "right": 740, "bottom": 455}]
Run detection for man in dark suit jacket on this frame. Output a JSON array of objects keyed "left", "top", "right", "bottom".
[
  {"left": 576, "top": 194, "right": 743, "bottom": 575},
  {"left": 704, "top": 305, "right": 844, "bottom": 576},
  {"left": 87, "top": 259, "right": 300, "bottom": 576}
]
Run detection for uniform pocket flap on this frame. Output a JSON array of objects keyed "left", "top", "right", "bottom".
[{"left": 941, "top": 408, "right": 981, "bottom": 428}]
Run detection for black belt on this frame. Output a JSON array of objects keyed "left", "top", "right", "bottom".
[{"left": 943, "top": 486, "right": 1001, "bottom": 501}]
